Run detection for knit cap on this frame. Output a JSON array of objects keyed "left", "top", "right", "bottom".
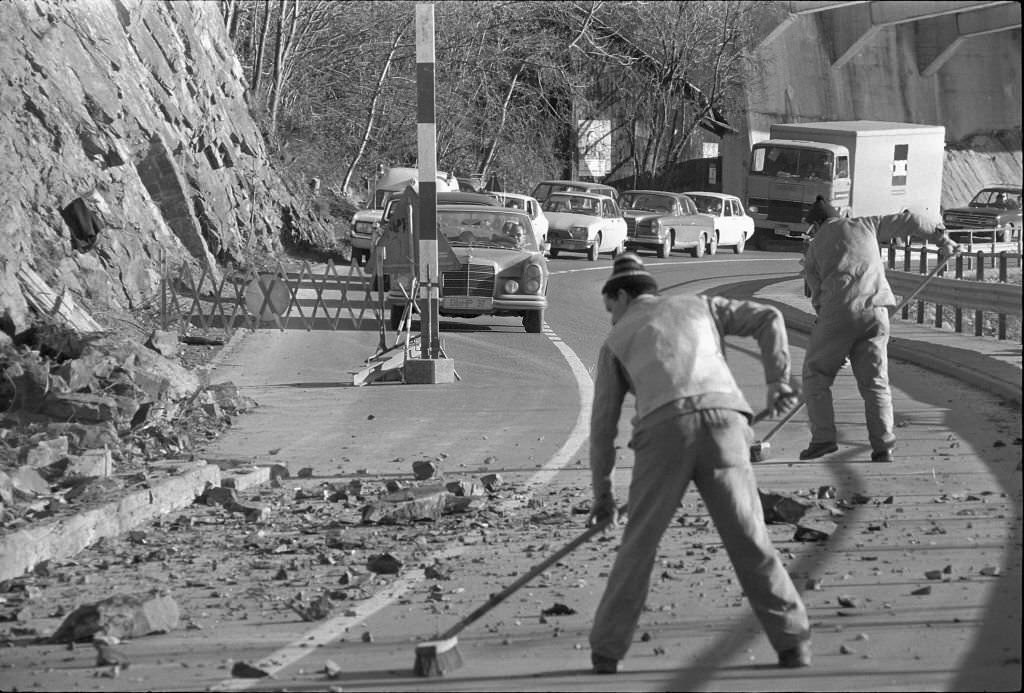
[
  {"left": 602, "top": 252, "right": 659, "bottom": 295},
  {"left": 806, "top": 195, "right": 839, "bottom": 225}
]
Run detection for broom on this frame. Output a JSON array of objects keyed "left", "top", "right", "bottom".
[{"left": 412, "top": 503, "right": 626, "bottom": 677}]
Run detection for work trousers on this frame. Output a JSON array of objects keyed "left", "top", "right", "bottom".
[
  {"left": 802, "top": 307, "right": 895, "bottom": 453},
  {"left": 589, "top": 409, "right": 810, "bottom": 661}
]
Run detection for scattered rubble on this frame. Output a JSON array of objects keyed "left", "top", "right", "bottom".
[{"left": 49, "top": 591, "right": 180, "bottom": 643}]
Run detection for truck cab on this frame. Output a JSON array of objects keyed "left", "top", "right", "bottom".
[{"left": 746, "top": 140, "right": 851, "bottom": 241}]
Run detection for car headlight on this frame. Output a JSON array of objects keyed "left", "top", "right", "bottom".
[
  {"left": 503, "top": 279, "right": 520, "bottom": 294},
  {"left": 570, "top": 226, "right": 589, "bottom": 239},
  {"left": 748, "top": 205, "right": 759, "bottom": 214},
  {"left": 523, "top": 263, "right": 543, "bottom": 294}
]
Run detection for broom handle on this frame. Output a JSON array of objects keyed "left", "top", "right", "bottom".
[
  {"left": 889, "top": 251, "right": 957, "bottom": 317},
  {"left": 755, "top": 399, "right": 806, "bottom": 444},
  {"left": 438, "top": 504, "right": 628, "bottom": 641}
]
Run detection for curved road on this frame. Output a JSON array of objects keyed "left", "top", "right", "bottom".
[{"left": 0, "top": 249, "right": 1017, "bottom": 692}]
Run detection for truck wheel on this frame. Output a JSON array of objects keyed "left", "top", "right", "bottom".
[
  {"left": 734, "top": 233, "right": 746, "bottom": 254},
  {"left": 692, "top": 235, "right": 705, "bottom": 258},
  {"left": 523, "top": 310, "right": 543, "bottom": 334},
  {"left": 657, "top": 233, "right": 672, "bottom": 258},
  {"left": 707, "top": 233, "right": 718, "bottom": 256},
  {"left": 588, "top": 235, "right": 601, "bottom": 261},
  {"left": 389, "top": 305, "right": 404, "bottom": 332}
]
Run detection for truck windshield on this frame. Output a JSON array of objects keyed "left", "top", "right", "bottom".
[{"left": 750, "top": 146, "right": 834, "bottom": 182}]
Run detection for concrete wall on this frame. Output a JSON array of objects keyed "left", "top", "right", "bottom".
[{"left": 722, "top": 10, "right": 1022, "bottom": 210}]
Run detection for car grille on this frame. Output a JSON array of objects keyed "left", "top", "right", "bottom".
[
  {"left": 629, "top": 219, "right": 657, "bottom": 238},
  {"left": 765, "top": 200, "right": 810, "bottom": 224},
  {"left": 625, "top": 217, "right": 637, "bottom": 234},
  {"left": 442, "top": 263, "right": 494, "bottom": 297},
  {"left": 943, "top": 211, "right": 997, "bottom": 229}
]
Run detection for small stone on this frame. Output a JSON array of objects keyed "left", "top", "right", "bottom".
[
  {"left": 840, "top": 644, "right": 857, "bottom": 655},
  {"left": 640, "top": 632, "right": 651, "bottom": 642},
  {"left": 361, "top": 631, "right": 373, "bottom": 643},
  {"left": 323, "top": 659, "right": 342, "bottom": 679},
  {"left": 980, "top": 566, "right": 1000, "bottom": 577},
  {"left": 911, "top": 585, "right": 932, "bottom": 596},
  {"left": 297, "top": 467, "right": 314, "bottom": 478},
  {"left": 412, "top": 459, "right": 438, "bottom": 480}
]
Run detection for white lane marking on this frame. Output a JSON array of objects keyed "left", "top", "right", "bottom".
[
  {"left": 213, "top": 325, "right": 595, "bottom": 689},
  {"left": 549, "top": 257, "right": 797, "bottom": 276},
  {"left": 524, "top": 322, "right": 594, "bottom": 490}
]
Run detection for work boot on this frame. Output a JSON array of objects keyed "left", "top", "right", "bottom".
[
  {"left": 591, "top": 653, "right": 621, "bottom": 674},
  {"left": 777, "top": 641, "right": 812, "bottom": 668},
  {"left": 871, "top": 449, "right": 894, "bottom": 462},
  {"left": 799, "top": 442, "right": 838, "bottom": 460}
]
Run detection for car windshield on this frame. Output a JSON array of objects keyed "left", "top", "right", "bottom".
[
  {"left": 542, "top": 193, "right": 599, "bottom": 216},
  {"left": 970, "top": 189, "right": 1021, "bottom": 209},
  {"left": 438, "top": 210, "right": 538, "bottom": 251},
  {"left": 621, "top": 193, "right": 675, "bottom": 213},
  {"left": 690, "top": 195, "right": 724, "bottom": 215},
  {"left": 499, "top": 196, "right": 527, "bottom": 211}
]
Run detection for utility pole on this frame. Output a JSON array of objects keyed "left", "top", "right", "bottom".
[
  {"left": 416, "top": 3, "right": 439, "bottom": 360},
  {"left": 403, "top": 3, "right": 455, "bottom": 384}
]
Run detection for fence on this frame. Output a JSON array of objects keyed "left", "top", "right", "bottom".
[
  {"left": 158, "top": 257, "right": 382, "bottom": 336},
  {"left": 884, "top": 241, "right": 1022, "bottom": 340}
]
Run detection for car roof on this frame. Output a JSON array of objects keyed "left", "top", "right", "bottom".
[
  {"left": 981, "top": 185, "right": 1022, "bottom": 193},
  {"left": 685, "top": 191, "right": 735, "bottom": 199},
  {"left": 437, "top": 191, "right": 500, "bottom": 205},
  {"left": 547, "top": 191, "right": 611, "bottom": 200},
  {"left": 537, "top": 180, "right": 616, "bottom": 190},
  {"left": 624, "top": 190, "right": 686, "bottom": 196},
  {"left": 493, "top": 192, "right": 536, "bottom": 201}
]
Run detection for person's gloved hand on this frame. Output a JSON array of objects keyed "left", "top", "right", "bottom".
[
  {"left": 938, "top": 237, "right": 959, "bottom": 262},
  {"left": 766, "top": 381, "right": 799, "bottom": 417},
  {"left": 587, "top": 493, "right": 619, "bottom": 528}
]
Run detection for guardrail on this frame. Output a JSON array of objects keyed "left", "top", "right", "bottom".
[{"left": 884, "top": 242, "right": 1022, "bottom": 340}]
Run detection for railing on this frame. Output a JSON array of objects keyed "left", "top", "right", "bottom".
[
  {"left": 884, "top": 240, "right": 1022, "bottom": 341},
  {"left": 158, "top": 257, "right": 381, "bottom": 335}
]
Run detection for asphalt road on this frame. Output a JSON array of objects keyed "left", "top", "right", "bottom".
[{"left": 0, "top": 249, "right": 1019, "bottom": 692}]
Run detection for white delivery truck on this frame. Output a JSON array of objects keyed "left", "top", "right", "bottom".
[
  {"left": 745, "top": 121, "right": 945, "bottom": 245},
  {"left": 349, "top": 167, "right": 458, "bottom": 264}
]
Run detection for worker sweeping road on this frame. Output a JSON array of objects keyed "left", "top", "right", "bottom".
[
  {"left": 799, "top": 202, "right": 959, "bottom": 462},
  {"left": 586, "top": 253, "right": 811, "bottom": 674}
]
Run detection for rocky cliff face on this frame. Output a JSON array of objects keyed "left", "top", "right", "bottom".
[{"left": 0, "top": 0, "right": 327, "bottom": 336}]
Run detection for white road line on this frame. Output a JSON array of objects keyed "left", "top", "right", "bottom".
[
  {"left": 212, "top": 324, "right": 594, "bottom": 689},
  {"left": 549, "top": 257, "right": 797, "bottom": 276}
]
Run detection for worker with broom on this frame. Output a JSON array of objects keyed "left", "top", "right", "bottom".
[
  {"left": 799, "top": 202, "right": 959, "bottom": 462},
  {"left": 587, "top": 252, "right": 811, "bottom": 674}
]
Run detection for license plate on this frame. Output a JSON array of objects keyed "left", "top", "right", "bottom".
[{"left": 442, "top": 296, "right": 492, "bottom": 310}]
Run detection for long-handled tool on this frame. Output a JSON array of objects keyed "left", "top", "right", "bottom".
[
  {"left": 750, "top": 251, "right": 959, "bottom": 463},
  {"left": 750, "top": 402, "right": 805, "bottom": 463},
  {"left": 887, "top": 250, "right": 958, "bottom": 318},
  {"left": 413, "top": 504, "right": 626, "bottom": 677}
]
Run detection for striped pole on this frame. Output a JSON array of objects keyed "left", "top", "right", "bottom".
[{"left": 415, "top": 4, "right": 439, "bottom": 359}]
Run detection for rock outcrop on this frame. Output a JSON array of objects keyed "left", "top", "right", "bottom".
[{"left": 0, "top": 0, "right": 328, "bottom": 335}]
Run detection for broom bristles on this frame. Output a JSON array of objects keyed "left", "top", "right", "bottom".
[{"left": 413, "top": 636, "right": 463, "bottom": 677}]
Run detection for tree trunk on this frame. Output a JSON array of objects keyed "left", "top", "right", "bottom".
[
  {"left": 269, "top": 0, "right": 299, "bottom": 141},
  {"left": 223, "top": 0, "right": 239, "bottom": 39},
  {"left": 340, "top": 27, "right": 406, "bottom": 195},
  {"left": 478, "top": 63, "right": 524, "bottom": 181},
  {"left": 252, "top": 1, "right": 272, "bottom": 95}
]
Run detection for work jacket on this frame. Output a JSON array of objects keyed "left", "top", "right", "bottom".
[
  {"left": 804, "top": 212, "right": 950, "bottom": 316},
  {"left": 590, "top": 293, "right": 790, "bottom": 498}
]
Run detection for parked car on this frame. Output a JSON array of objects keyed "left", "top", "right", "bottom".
[
  {"left": 384, "top": 204, "right": 548, "bottom": 333},
  {"left": 942, "top": 185, "right": 1022, "bottom": 242},
  {"left": 619, "top": 190, "right": 714, "bottom": 258},
  {"left": 369, "top": 191, "right": 499, "bottom": 291},
  {"left": 685, "top": 192, "right": 756, "bottom": 254},
  {"left": 531, "top": 179, "right": 620, "bottom": 204},
  {"left": 491, "top": 192, "right": 549, "bottom": 249},
  {"left": 542, "top": 192, "right": 627, "bottom": 261}
]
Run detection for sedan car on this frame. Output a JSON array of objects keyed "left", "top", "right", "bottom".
[
  {"left": 685, "top": 192, "right": 756, "bottom": 254},
  {"left": 383, "top": 205, "right": 548, "bottom": 333},
  {"left": 542, "top": 192, "right": 627, "bottom": 261},
  {"left": 619, "top": 190, "right": 714, "bottom": 258},
  {"left": 942, "top": 185, "right": 1021, "bottom": 242},
  {"left": 491, "top": 192, "right": 549, "bottom": 249}
]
